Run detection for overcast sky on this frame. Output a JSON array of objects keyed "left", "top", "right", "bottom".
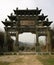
[{"left": 0, "top": 0, "right": 54, "bottom": 43}]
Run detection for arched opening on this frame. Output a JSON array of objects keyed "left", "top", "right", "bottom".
[
  {"left": 39, "top": 36, "right": 47, "bottom": 52},
  {"left": 19, "top": 32, "right": 36, "bottom": 52}
]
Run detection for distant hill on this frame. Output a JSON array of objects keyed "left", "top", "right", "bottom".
[{"left": 18, "top": 41, "right": 35, "bottom": 47}]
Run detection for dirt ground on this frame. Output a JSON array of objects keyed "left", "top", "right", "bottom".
[{"left": 0, "top": 55, "right": 43, "bottom": 65}]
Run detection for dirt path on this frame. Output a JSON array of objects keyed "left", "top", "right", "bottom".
[{"left": 0, "top": 55, "right": 43, "bottom": 65}]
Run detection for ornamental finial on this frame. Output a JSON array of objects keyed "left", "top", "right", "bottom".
[
  {"left": 16, "top": 7, "right": 18, "bottom": 10},
  {"left": 26, "top": 8, "right": 28, "bottom": 10},
  {"left": 5, "top": 19, "right": 7, "bottom": 22},
  {"left": 36, "top": 7, "right": 38, "bottom": 10}
]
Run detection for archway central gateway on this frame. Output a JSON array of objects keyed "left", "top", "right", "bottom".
[{"left": 2, "top": 7, "right": 53, "bottom": 52}]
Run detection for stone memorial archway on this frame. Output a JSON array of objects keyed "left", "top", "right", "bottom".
[{"left": 2, "top": 7, "right": 53, "bottom": 52}]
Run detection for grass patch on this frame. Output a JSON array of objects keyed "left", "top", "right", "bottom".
[
  {"left": 0, "top": 62, "right": 9, "bottom": 65},
  {"left": 37, "top": 55, "right": 54, "bottom": 65}
]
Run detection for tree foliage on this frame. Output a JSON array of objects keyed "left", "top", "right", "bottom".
[{"left": 0, "top": 32, "right": 14, "bottom": 51}]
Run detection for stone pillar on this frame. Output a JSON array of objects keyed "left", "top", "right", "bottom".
[
  {"left": 36, "top": 31, "right": 39, "bottom": 46},
  {"left": 47, "top": 29, "right": 51, "bottom": 52},
  {"left": 14, "top": 31, "right": 19, "bottom": 52},
  {"left": 13, "top": 16, "right": 19, "bottom": 52},
  {"left": 36, "top": 30, "right": 40, "bottom": 52},
  {"left": 3, "top": 31, "right": 8, "bottom": 52},
  {"left": 46, "top": 36, "right": 48, "bottom": 52},
  {"left": 35, "top": 16, "right": 41, "bottom": 52}
]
